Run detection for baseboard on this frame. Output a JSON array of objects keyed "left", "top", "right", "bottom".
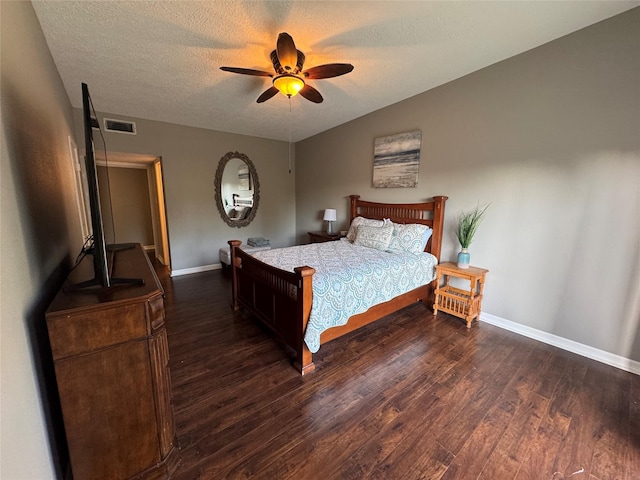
[
  {"left": 480, "top": 312, "right": 640, "bottom": 376},
  {"left": 170, "top": 263, "right": 222, "bottom": 277}
]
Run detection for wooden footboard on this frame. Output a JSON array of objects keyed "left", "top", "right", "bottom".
[
  {"left": 228, "top": 240, "right": 317, "bottom": 374},
  {"left": 228, "top": 194, "right": 447, "bottom": 375},
  {"left": 319, "top": 284, "right": 432, "bottom": 345}
]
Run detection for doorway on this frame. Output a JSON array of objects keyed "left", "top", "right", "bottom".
[{"left": 94, "top": 152, "right": 171, "bottom": 269}]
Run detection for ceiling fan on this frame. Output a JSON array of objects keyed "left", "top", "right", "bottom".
[{"left": 220, "top": 32, "right": 354, "bottom": 104}]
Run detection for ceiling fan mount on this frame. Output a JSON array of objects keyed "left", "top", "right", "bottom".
[{"left": 221, "top": 32, "right": 354, "bottom": 104}]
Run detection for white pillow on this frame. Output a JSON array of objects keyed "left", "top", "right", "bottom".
[
  {"left": 387, "top": 222, "right": 433, "bottom": 254},
  {"left": 354, "top": 225, "right": 394, "bottom": 251},
  {"left": 346, "top": 216, "right": 385, "bottom": 242}
]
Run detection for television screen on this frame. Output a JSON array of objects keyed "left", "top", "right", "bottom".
[
  {"left": 67, "top": 84, "right": 142, "bottom": 291},
  {"left": 81, "top": 82, "right": 111, "bottom": 288}
]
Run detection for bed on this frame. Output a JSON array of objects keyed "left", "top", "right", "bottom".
[
  {"left": 226, "top": 194, "right": 254, "bottom": 220},
  {"left": 228, "top": 194, "right": 448, "bottom": 375}
]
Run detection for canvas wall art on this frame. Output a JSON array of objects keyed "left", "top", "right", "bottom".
[
  {"left": 373, "top": 130, "right": 422, "bottom": 188},
  {"left": 238, "top": 164, "right": 250, "bottom": 190}
]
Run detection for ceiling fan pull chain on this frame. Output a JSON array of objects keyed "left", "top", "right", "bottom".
[{"left": 288, "top": 97, "right": 292, "bottom": 174}]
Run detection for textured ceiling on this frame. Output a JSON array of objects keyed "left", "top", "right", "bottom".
[{"left": 32, "top": 1, "right": 638, "bottom": 142}]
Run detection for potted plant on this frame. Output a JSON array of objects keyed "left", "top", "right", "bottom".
[{"left": 455, "top": 204, "right": 489, "bottom": 268}]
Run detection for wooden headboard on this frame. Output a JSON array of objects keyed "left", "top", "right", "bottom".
[
  {"left": 232, "top": 194, "right": 253, "bottom": 208},
  {"left": 349, "top": 194, "right": 448, "bottom": 261}
]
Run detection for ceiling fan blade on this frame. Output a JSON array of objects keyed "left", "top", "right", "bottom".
[
  {"left": 299, "top": 84, "right": 323, "bottom": 104},
  {"left": 256, "top": 86, "right": 279, "bottom": 103},
  {"left": 220, "top": 67, "right": 273, "bottom": 77},
  {"left": 270, "top": 49, "right": 305, "bottom": 75},
  {"left": 276, "top": 32, "right": 298, "bottom": 72},
  {"left": 303, "top": 63, "right": 354, "bottom": 80},
  {"left": 296, "top": 51, "right": 306, "bottom": 71}
]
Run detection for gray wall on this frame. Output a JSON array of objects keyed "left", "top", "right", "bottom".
[
  {"left": 296, "top": 9, "right": 640, "bottom": 362},
  {"left": 73, "top": 112, "right": 295, "bottom": 272},
  {"left": 1, "top": 2, "right": 81, "bottom": 478},
  {"left": 97, "top": 166, "right": 154, "bottom": 246}
]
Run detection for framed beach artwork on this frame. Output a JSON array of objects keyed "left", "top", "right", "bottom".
[
  {"left": 238, "top": 164, "right": 250, "bottom": 190},
  {"left": 373, "top": 130, "right": 422, "bottom": 188}
]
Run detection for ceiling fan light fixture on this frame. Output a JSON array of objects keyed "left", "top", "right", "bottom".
[
  {"left": 273, "top": 74, "right": 305, "bottom": 97},
  {"left": 221, "top": 33, "right": 352, "bottom": 104}
]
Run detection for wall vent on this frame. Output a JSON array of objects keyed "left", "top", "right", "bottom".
[{"left": 104, "top": 118, "right": 137, "bottom": 135}]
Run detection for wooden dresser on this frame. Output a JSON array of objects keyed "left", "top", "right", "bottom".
[{"left": 46, "top": 244, "right": 177, "bottom": 480}]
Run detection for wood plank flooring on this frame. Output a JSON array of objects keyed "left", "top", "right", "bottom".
[{"left": 156, "top": 265, "right": 639, "bottom": 480}]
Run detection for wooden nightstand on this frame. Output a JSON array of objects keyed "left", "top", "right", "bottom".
[
  {"left": 433, "top": 262, "right": 488, "bottom": 328},
  {"left": 308, "top": 231, "right": 344, "bottom": 243}
]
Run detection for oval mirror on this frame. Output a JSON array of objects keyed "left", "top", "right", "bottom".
[{"left": 214, "top": 151, "right": 260, "bottom": 228}]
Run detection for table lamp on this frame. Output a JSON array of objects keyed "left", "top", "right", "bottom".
[{"left": 323, "top": 209, "right": 337, "bottom": 235}]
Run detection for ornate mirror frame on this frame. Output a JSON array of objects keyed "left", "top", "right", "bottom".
[{"left": 214, "top": 151, "right": 260, "bottom": 228}]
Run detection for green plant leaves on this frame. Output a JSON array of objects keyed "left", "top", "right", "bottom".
[{"left": 456, "top": 204, "right": 489, "bottom": 248}]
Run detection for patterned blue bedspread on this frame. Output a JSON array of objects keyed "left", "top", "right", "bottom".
[{"left": 251, "top": 239, "right": 437, "bottom": 353}]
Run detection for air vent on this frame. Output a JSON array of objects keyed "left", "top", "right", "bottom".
[
  {"left": 90, "top": 117, "right": 99, "bottom": 129},
  {"left": 104, "top": 118, "right": 136, "bottom": 135}
]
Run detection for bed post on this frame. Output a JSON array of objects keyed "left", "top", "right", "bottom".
[
  {"left": 430, "top": 196, "right": 448, "bottom": 262},
  {"left": 294, "top": 266, "right": 316, "bottom": 375},
  {"left": 349, "top": 195, "right": 360, "bottom": 222},
  {"left": 228, "top": 240, "right": 242, "bottom": 311}
]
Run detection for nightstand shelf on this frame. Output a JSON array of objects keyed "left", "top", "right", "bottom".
[{"left": 433, "top": 262, "right": 488, "bottom": 328}]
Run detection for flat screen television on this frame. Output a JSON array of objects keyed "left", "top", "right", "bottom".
[{"left": 68, "top": 83, "right": 142, "bottom": 290}]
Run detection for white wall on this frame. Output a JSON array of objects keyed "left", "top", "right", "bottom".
[
  {"left": 296, "top": 9, "right": 640, "bottom": 362},
  {"left": 1, "top": 2, "right": 81, "bottom": 478}
]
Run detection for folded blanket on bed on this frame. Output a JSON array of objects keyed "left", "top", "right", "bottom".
[
  {"left": 247, "top": 237, "right": 270, "bottom": 247},
  {"left": 251, "top": 240, "right": 437, "bottom": 353}
]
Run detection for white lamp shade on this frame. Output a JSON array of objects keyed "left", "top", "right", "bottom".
[{"left": 323, "top": 209, "right": 337, "bottom": 222}]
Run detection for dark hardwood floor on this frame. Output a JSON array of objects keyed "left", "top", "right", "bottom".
[{"left": 155, "top": 264, "right": 639, "bottom": 479}]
